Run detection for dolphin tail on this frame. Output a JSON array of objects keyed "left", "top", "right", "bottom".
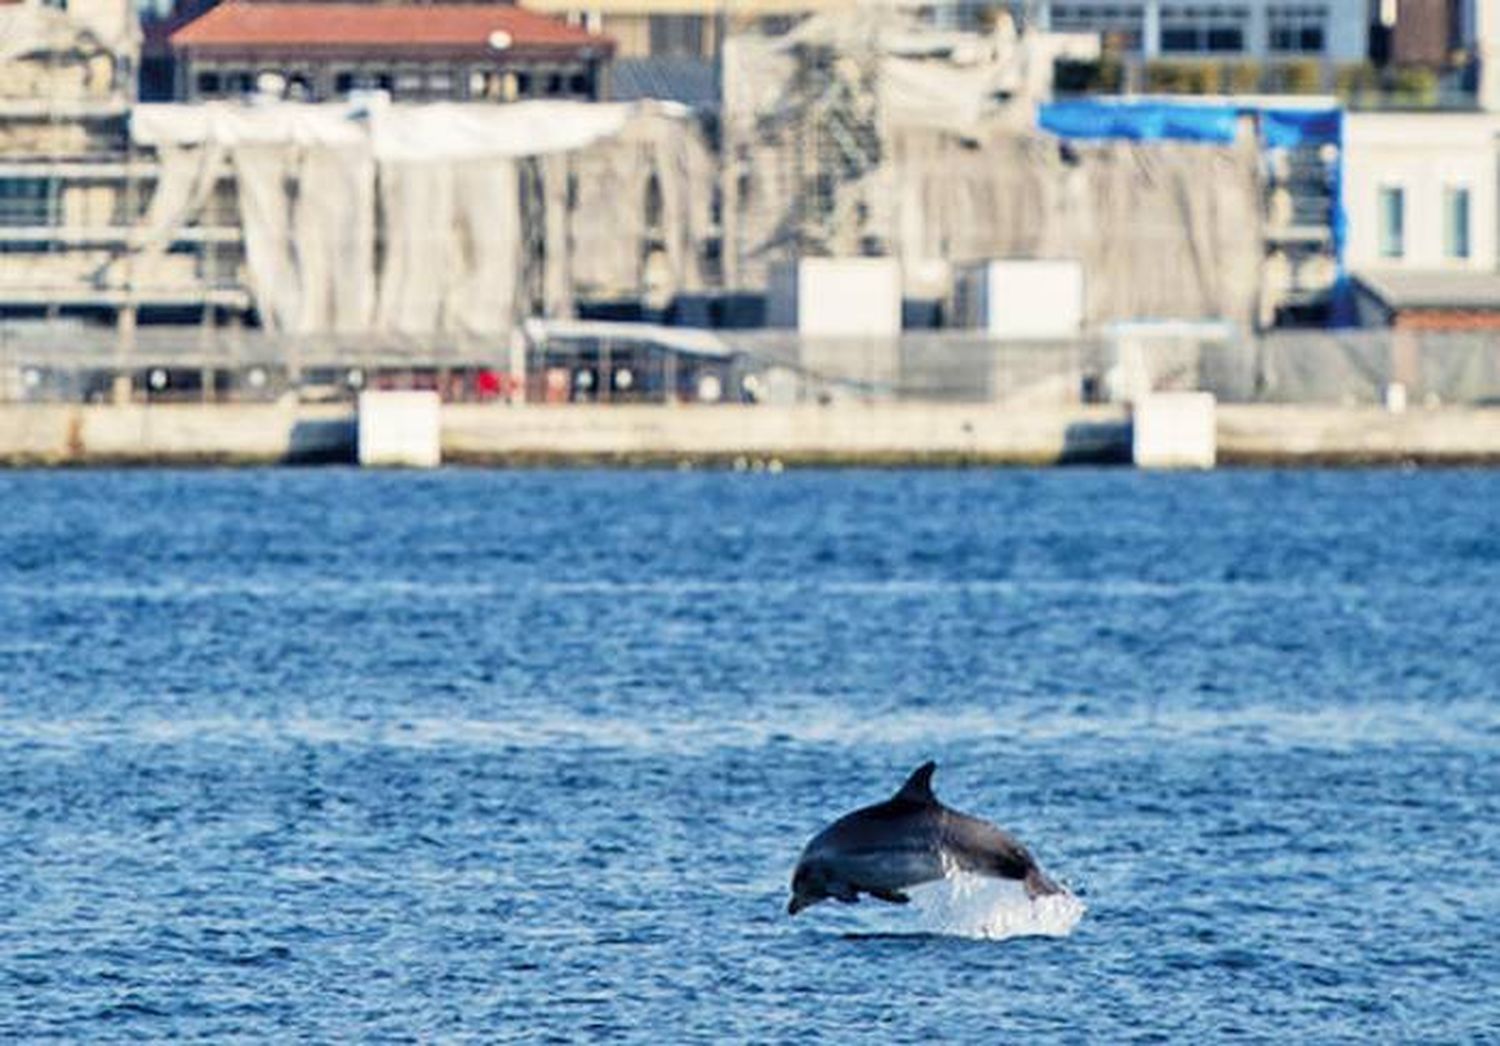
[{"left": 1023, "top": 865, "right": 1064, "bottom": 899}]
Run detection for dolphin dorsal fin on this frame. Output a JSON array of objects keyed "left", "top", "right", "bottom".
[{"left": 893, "top": 761, "right": 938, "bottom": 805}]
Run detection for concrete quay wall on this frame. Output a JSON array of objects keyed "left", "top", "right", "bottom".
[
  {"left": 441, "top": 404, "right": 1129, "bottom": 465},
  {"left": 1216, "top": 406, "right": 1500, "bottom": 465},
  {"left": 1, "top": 402, "right": 1499, "bottom": 466},
  {"left": 0, "top": 403, "right": 354, "bottom": 465}
]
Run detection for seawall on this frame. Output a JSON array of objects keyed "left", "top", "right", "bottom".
[
  {"left": 2, "top": 402, "right": 1499, "bottom": 466},
  {"left": 0, "top": 403, "right": 355, "bottom": 466}
]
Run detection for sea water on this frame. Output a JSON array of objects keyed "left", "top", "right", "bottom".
[{"left": 0, "top": 468, "right": 1497, "bottom": 1040}]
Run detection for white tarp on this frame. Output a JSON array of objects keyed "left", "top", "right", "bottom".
[
  {"left": 131, "top": 102, "right": 367, "bottom": 149},
  {"left": 131, "top": 98, "right": 655, "bottom": 159},
  {"left": 128, "top": 99, "right": 710, "bottom": 336},
  {"left": 370, "top": 101, "right": 641, "bottom": 162}
]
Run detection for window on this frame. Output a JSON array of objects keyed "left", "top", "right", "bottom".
[
  {"left": 0, "top": 178, "right": 57, "bottom": 228},
  {"left": 1159, "top": 5, "right": 1249, "bottom": 53},
  {"left": 1267, "top": 5, "right": 1327, "bottom": 53},
  {"left": 196, "top": 70, "right": 222, "bottom": 97},
  {"left": 1048, "top": 3, "right": 1145, "bottom": 51},
  {"left": 1444, "top": 186, "right": 1471, "bottom": 260},
  {"left": 1205, "top": 25, "right": 1243, "bottom": 49},
  {"left": 394, "top": 69, "right": 424, "bottom": 98},
  {"left": 648, "top": 14, "right": 707, "bottom": 57},
  {"left": 1378, "top": 186, "right": 1405, "bottom": 259}
]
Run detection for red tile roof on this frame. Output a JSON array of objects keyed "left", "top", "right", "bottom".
[{"left": 171, "top": 2, "right": 610, "bottom": 54}]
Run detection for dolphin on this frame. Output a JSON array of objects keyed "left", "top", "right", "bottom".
[{"left": 788, "top": 761, "right": 1063, "bottom": 915}]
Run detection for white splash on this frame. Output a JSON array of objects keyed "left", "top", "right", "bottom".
[{"left": 905, "top": 871, "right": 1087, "bottom": 940}]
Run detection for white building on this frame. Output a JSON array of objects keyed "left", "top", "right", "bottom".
[
  {"left": 1039, "top": 0, "right": 1368, "bottom": 62},
  {"left": 1343, "top": 112, "right": 1500, "bottom": 274}
]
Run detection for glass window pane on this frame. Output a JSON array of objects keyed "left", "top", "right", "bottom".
[
  {"left": 1161, "top": 26, "right": 1199, "bottom": 50},
  {"left": 1445, "top": 187, "right": 1471, "bottom": 260},
  {"left": 1379, "top": 187, "right": 1404, "bottom": 259},
  {"left": 1207, "top": 26, "right": 1243, "bottom": 50},
  {"left": 0, "top": 178, "right": 56, "bottom": 227}
]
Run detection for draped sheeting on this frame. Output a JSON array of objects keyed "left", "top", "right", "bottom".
[{"left": 129, "top": 99, "right": 711, "bottom": 335}]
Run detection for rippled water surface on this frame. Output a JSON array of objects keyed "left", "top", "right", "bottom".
[{"left": 2, "top": 469, "right": 1498, "bottom": 1041}]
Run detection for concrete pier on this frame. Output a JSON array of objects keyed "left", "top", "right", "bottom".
[
  {"left": 1215, "top": 405, "right": 1500, "bottom": 465},
  {"left": 442, "top": 404, "right": 1129, "bottom": 465},
  {"left": 0, "top": 401, "right": 354, "bottom": 465},
  {"left": 0, "top": 402, "right": 1499, "bottom": 467}
]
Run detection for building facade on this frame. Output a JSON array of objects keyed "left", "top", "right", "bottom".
[
  {"left": 170, "top": 2, "right": 614, "bottom": 103},
  {"left": 1039, "top": 0, "right": 1369, "bottom": 62},
  {"left": 0, "top": 0, "right": 234, "bottom": 325},
  {"left": 1343, "top": 111, "right": 1498, "bottom": 274},
  {"left": 518, "top": 0, "right": 854, "bottom": 60}
]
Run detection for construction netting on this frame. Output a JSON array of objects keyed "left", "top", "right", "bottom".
[
  {"left": 1107, "top": 327, "right": 1500, "bottom": 405},
  {"left": 723, "top": 331, "right": 1088, "bottom": 406},
  {"left": 723, "top": 329, "right": 1500, "bottom": 407},
  {"left": 5, "top": 324, "right": 1500, "bottom": 407},
  {"left": 128, "top": 98, "right": 714, "bottom": 336},
  {"left": 721, "top": 9, "right": 1264, "bottom": 328}
]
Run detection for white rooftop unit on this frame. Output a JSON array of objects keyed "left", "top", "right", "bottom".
[
  {"left": 953, "top": 259, "right": 1085, "bottom": 340},
  {"left": 767, "top": 258, "right": 902, "bottom": 337}
]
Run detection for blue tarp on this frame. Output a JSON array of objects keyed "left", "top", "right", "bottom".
[
  {"left": 1038, "top": 99, "right": 1342, "bottom": 147},
  {"left": 1037, "top": 100, "right": 1239, "bottom": 143},
  {"left": 1259, "top": 107, "right": 1341, "bottom": 148}
]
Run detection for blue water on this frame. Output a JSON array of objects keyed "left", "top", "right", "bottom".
[{"left": 2, "top": 469, "right": 1498, "bottom": 1041}]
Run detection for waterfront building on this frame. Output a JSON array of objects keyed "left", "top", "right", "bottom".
[
  {"left": 1038, "top": 0, "right": 1370, "bottom": 63},
  {"left": 1343, "top": 109, "right": 1500, "bottom": 329},
  {"left": 517, "top": 0, "right": 853, "bottom": 61},
  {"left": 0, "top": 0, "right": 230, "bottom": 335},
  {"left": 167, "top": 2, "right": 613, "bottom": 103},
  {"left": 1344, "top": 111, "right": 1499, "bottom": 274},
  {"left": 1351, "top": 270, "right": 1500, "bottom": 329}
]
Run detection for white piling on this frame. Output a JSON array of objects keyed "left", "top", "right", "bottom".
[
  {"left": 357, "top": 390, "right": 442, "bottom": 468},
  {"left": 1133, "top": 392, "right": 1217, "bottom": 469}
]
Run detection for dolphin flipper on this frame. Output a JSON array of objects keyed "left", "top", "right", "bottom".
[{"left": 868, "top": 888, "right": 911, "bottom": 905}]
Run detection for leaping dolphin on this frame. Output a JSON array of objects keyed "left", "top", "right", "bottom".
[{"left": 788, "top": 761, "right": 1063, "bottom": 915}]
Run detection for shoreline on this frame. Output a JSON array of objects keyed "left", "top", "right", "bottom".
[{"left": 2, "top": 402, "right": 1500, "bottom": 468}]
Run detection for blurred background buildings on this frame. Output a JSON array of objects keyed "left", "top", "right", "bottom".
[{"left": 0, "top": 0, "right": 1499, "bottom": 408}]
